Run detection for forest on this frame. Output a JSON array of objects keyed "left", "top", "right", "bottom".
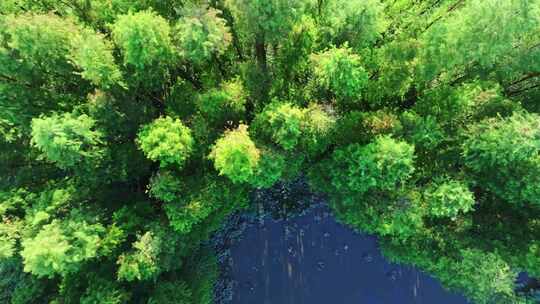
[{"left": 0, "top": 0, "right": 539, "bottom": 303}]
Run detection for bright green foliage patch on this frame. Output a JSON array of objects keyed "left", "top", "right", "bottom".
[
  {"left": 210, "top": 125, "right": 260, "bottom": 183},
  {"left": 2, "top": 1, "right": 540, "bottom": 303},
  {"left": 137, "top": 116, "right": 194, "bottom": 168},
  {"left": 21, "top": 219, "right": 105, "bottom": 278},
  {"left": 117, "top": 231, "right": 160, "bottom": 281},
  {"left": 328, "top": 136, "right": 415, "bottom": 195},
  {"left": 424, "top": 179, "right": 475, "bottom": 218},
  {"left": 70, "top": 29, "right": 124, "bottom": 89},
  {"left": 175, "top": 6, "right": 232, "bottom": 64},
  {"left": 463, "top": 112, "right": 540, "bottom": 206},
  {"left": 111, "top": 10, "right": 173, "bottom": 69},
  {"left": 31, "top": 113, "right": 103, "bottom": 169},
  {"left": 311, "top": 45, "right": 369, "bottom": 105},
  {"left": 254, "top": 102, "right": 335, "bottom": 155}
]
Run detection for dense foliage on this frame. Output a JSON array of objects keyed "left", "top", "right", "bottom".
[{"left": 1, "top": 0, "right": 539, "bottom": 303}]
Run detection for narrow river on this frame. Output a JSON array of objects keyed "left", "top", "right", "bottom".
[{"left": 222, "top": 204, "right": 469, "bottom": 304}]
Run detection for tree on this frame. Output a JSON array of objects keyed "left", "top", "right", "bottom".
[
  {"left": 2, "top": 1, "right": 540, "bottom": 303},
  {"left": 148, "top": 280, "right": 192, "bottom": 304},
  {"left": 424, "top": 178, "right": 475, "bottom": 219},
  {"left": 209, "top": 125, "right": 260, "bottom": 183},
  {"left": 417, "top": 0, "right": 540, "bottom": 85},
  {"left": 31, "top": 112, "right": 104, "bottom": 170},
  {"left": 111, "top": 10, "right": 173, "bottom": 70},
  {"left": 317, "top": 0, "right": 387, "bottom": 49},
  {"left": 117, "top": 231, "right": 160, "bottom": 282},
  {"left": 310, "top": 45, "right": 369, "bottom": 107},
  {"left": 137, "top": 116, "right": 194, "bottom": 169},
  {"left": 21, "top": 219, "right": 105, "bottom": 278},
  {"left": 436, "top": 249, "right": 517, "bottom": 304},
  {"left": 253, "top": 102, "right": 335, "bottom": 154},
  {"left": 70, "top": 29, "right": 124, "bottom": 89},
  {"left": 462, "top": 112, "right": 540, "bottom": 206},
  {"left": 196, "top": 78, "right": 246, "bottom": 126},
  {"left": 175, "top": 5, "right": 232, "bottom": 64},
  {"left": 327, "top": 136, "right": 415, "bottom": 196},
  {"left": 148, "top": 170, "right": 184, "bottom": 203}
]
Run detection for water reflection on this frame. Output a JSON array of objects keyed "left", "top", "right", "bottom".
[{"left": 227, "top": 205, "right": 469, "bottom": 304}]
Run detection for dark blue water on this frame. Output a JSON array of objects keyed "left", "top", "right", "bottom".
[{"left": 227, "top": 205, "right": 469, "bottom": 304}]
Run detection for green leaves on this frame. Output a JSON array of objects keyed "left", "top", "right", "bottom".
[
  {"left": 256, "top": 102, "right": 304, "bottom": 151},
  {"left": 175, "top": 6, "right": 232, "bottom": 64},
  {"left": 21, "top": 219, "right": 105, "bottom": 278},
  {"left": 69, "top": 29, "right": 124, "bottom": 89},
  {"left": 424, "top": 179, "right": 475, "bottom": 218},
  {"left": 329, "top": 136, "right": 415, "bottom": 195},
  {"left": 196, "top": 79, "right": 246, "bottom": 126},
  {"left": 148, "top": 280, "right": 192, "bottom": 304},
  {"left": 311, "top": 45, "right": 369, "bottom": 106},
  {"left": 319, "top": 0, "right": 387, "bottom": 49},
  {"left": 31, "top": 112, "right": 103, "bottom": 169},
  {"left": 2, "top": 13, "right": 75, "bottom": 73},
  {"left": 463, "top": 112, "right": 540, "bottom": 205},
  {"left": 209, "top": 125, "right": 259, "bottom": 183},
  {"left": 254, "top": 102, "right": 335, "bottom": 154},
  {"left": 225, "top": 0, "right": 305, "bottom": 43},
  {"left": 435, "top": 249, "right": 517, "bottom": 304},
  {"left": 111, "top": 10, "right": 173, "bottom": 70},
  {"left": 1, "top": 1, "right": 540, "bottom": 303},
  {"left": 148, "top": 171, "right": 183, "bottom": 203},
  {"left": 137, "top": 117, "right": 194, "bottom": 169},
  {"left": 417, "top": 0, "right": 540, "bottom": 84},
  {"left": 117, "top": 231, "right": 160, "bottom": 282},
  {"left": 2, "top": 13, "right": 123, "bottom": 89},
  {"left": 164, "top": 177, "right": 248, "bottom": 234}
]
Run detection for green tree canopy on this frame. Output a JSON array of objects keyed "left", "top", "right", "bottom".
[
  {"left": 137, "top": 116, "right": 194, "bottom": 169},
  {"left": 1, "top": 0, "right": 540, "bottom": 303}
]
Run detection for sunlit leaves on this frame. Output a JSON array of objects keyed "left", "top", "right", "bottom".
[
  {"left": 117, "top": 231, "right": 160, "bottom": 281},
  {"left": 1, "top": 12, "right": 123, "bottom": 89},
  {"left": 21, "top": 219, "right": 105, "bottom": 278},
  {"left": 225, "top": 0, "right": 305, "bottom": 43},
  {"left": 175, "top": 6, "right": 231, "bottom": 64},
  {"left": 1, "top": 1, "right": 540, "bottom": 303},
  {"left": 329, "top": 136, "right": 415, "bottom": 195},
  {"left": 319, "top": 0, "right": 387, "bottom": 49},
  {"left": 1, "top": 13, "right": 75, "bottom": 74},
  {"left": 69, "top": 29, "right": 123, "bottom": 89},
  {"left": 463, "top": 112, "right": 540, "bottom": 205},
  {"left": 111, "top": 10, "right": 173, "bottom": 69},
  {"left": 417, "top": 0, "right": 540, "bottom": 84},
  {"left": 137, "top": 117, "right": 193, "bottom": 168},
  {"left": 247, "top": 149, "right": 286, "bottom": 189},
  {"left": 31, "top": 112, "right": 103, "bottom": 169},
  {"left": 254, "top": 102, "right": 335, "bottom": 153},
  {"left": 209, "top": 125, "right": 259, "bottom": 183},
  {"left": 424, "top": 179, "right": 475, "bottom": 218},
  {"left": 311, "top": 46, "right": 369, "bottom": 105},
  {"left": 256, "top": 102, "right": 304, "bottom": 151}
]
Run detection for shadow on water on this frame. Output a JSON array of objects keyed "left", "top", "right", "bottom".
[{"left": 213, "top": 180, "right": 470, "bottom": 304}]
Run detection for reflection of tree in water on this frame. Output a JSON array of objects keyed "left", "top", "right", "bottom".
[
  {"left": 250, "top": 178, "right": 322, "bottom": 221},
  {"left": 224, "top": 194, "right": 471, "bottom": 304}
]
